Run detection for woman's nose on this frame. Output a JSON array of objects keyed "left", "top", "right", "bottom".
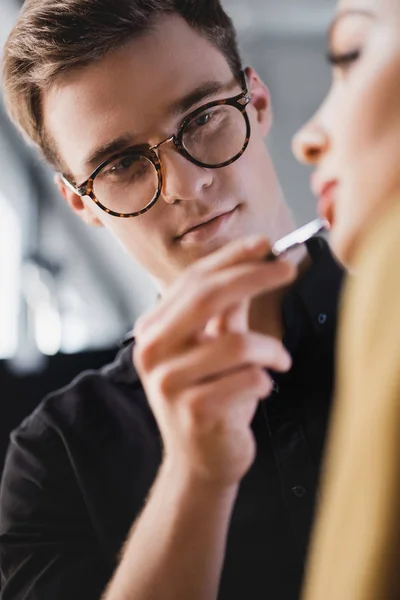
[{"left": 292, "top": 121, "right": 329, "bottom": 166}]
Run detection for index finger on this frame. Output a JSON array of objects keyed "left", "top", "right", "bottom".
[
  {"left": 137, "top": 258, "right": 295, "bottom": 361},
  {"left": 135, "top": 234, "right": 272, "bottom": 335}
]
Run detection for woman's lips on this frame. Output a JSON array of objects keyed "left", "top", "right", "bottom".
[
  {"left": 311, "top": 175, "right": 338, "bottom": 227},
  {"left": 318, "top": 194, "right": 336, "bottom": 227}
]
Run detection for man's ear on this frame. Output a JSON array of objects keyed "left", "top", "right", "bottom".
[
  {"left": 54, "top": 174, "right": 103, "bottom": 227},
  {"left": 244, "top": 66, "right": 273, "bottom": 137}
]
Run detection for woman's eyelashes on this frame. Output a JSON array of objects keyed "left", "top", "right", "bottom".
[{"left": 326, "top": 49, "right": 361, "bottom": 71}]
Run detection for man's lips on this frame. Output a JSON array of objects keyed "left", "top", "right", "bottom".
[{"left": 176, "top": 207, "right": 238, "bottom": 240}]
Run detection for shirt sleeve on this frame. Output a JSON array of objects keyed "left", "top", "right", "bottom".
[
  {"left": 0, "top": 412, "right": 114, "bottom": 599},
  {"left": 302, "top": 206, "right": 400, "bottom": 600}
]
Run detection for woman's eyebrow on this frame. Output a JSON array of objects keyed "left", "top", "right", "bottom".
[{"left": 329, "top": 9, "right": 376, "bottom": 44}]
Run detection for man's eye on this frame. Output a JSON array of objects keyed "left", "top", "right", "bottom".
[
  {"left": 187, "top": 108, "right": 224, "bottom": 133},
  {"left": 194, "top": 113, "right": 212, "bottom": 127},
  {"left": 99, "top": 155, "right": 150, "bottom": 184},
  {"left": 103, "top": 156, "right": 136, "bottom": 177},
  {"left": 326, "top": 49, "right": 361, "bottom": 68},
  {"left": 110, "top": 156, "right": 135, "bottom": 173}
]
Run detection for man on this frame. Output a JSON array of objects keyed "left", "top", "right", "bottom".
[{"left": 0, "top": 1, "right": 343, "bottom": 599}]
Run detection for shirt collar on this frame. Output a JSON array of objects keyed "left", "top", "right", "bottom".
[{"left": 282, "top": 235, "right": 344, "bottom": 353}]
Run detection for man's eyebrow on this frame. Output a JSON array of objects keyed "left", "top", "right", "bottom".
[
  {"left": 82, "top": 78, "right": 239, "bottom": 174},
  {"left": 167, "top": 78, "right": 239, "bottom": 117},
  {"left": 329, "top": 9, "right": 376, "bottom": 43},
  {"left": 83, "top": 134, "right": 135, "bottom": 173}
]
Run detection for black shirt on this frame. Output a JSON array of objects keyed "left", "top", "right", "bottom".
[{"left": 0, "top": 237, "right": 343, "bottom": 600}]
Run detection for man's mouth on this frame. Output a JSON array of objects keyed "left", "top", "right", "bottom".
[{"left": 176, "top": 206, "right": 239, "bottom": 243}]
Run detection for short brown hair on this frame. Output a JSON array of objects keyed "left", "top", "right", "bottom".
[{"left": 2, "top": 0, "right": 242, "bottom": 168}]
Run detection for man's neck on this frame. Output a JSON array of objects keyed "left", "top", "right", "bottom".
[{"left": 249, "top": 245, "right": 312, "bottom": 340}]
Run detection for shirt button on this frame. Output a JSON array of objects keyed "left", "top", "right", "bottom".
[
  {"left": 318, "top": 313, "right": 327, "bottom": 325},
  {"left": 292, "top": 486, "right": 307, "bottom": 498},
  {"left": 272, "top": 382, "right": 280, "bottom": 394}
]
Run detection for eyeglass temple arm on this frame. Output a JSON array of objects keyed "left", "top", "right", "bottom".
[
  {"left": 241, "top": 69, "right": 251, "bottom": 95},
  {"left": 58, "top": 172, "right": 86, "bottom": 196}
]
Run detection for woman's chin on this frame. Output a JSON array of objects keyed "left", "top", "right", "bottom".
[{"left": 329, "top": 223, "right": 356, "bottom": 271}]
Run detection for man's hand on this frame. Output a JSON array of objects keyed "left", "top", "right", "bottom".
[{"left": 134, "top": 235, "right": 296, "bottom": 488}]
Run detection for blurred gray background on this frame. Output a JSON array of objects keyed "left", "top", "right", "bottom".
[{"left": 0, "top": 0, "right": 335, "bottom": 371}]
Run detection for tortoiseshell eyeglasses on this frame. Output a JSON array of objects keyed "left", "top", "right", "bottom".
[{"left": 60, "top": 71, "right": 252, "bottom": 219}]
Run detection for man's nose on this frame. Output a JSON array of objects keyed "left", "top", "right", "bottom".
[
  {"left": 292, "top": 121, "right": 329, "bottom": 165},
  {"left": 159, "top": 146, "right": 213, "bottom": 204}
]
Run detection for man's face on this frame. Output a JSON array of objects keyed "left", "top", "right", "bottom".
[{"left": 45, "top": 14, "right": 288, "bottom": 288}]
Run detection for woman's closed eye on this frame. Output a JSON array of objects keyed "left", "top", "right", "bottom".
[{"left": 326, "top": 48, "right": 361, "bottom": 70}]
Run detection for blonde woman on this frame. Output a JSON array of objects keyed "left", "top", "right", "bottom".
[{"left": 293, "top": 0, "right": 400, "bottom": 598}]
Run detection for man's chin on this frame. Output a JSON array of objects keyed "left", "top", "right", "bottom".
[{"left": 176, "top": 235, "right": 235, "bottom": 265}]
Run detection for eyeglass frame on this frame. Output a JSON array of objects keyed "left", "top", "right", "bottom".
[{"left": 60, "top": 70, "right": 252, "bottom": 219}]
